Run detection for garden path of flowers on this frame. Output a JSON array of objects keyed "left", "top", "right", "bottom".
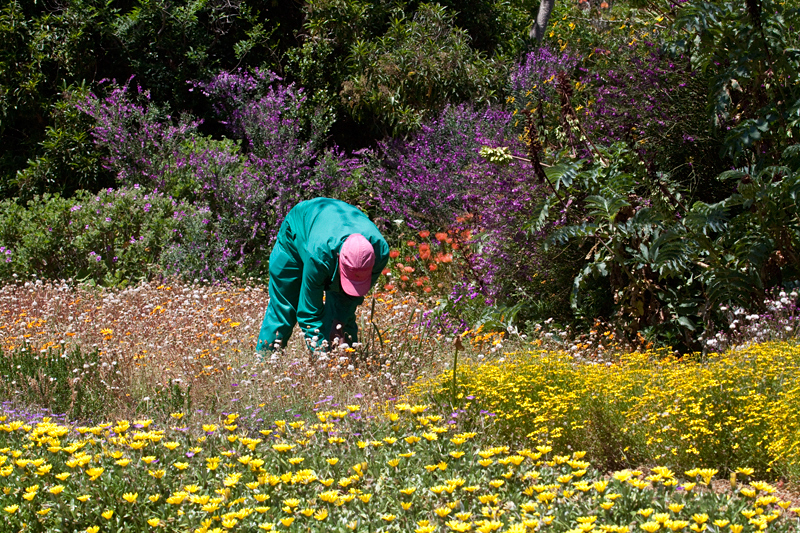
[{"left": 1, "top": 279, "right": 799, "bottom": 532}]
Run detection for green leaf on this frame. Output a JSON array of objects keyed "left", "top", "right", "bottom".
[
  {"left": 544, "top": 161, "right": 580, "bottom": 190},
  {"left": 585, "top": 194, "right": 630, "bottom": 223},
  {"left": 677, "top": 316, "right": 696, "bottom": 331}
]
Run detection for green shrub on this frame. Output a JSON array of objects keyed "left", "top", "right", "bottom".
[{"left": 0, "top": 187, "right": 208, "bottom": 283}]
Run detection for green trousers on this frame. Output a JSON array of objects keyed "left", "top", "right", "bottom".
[{"left": 256, "top": 239, "right": 360, "bottom": 351}]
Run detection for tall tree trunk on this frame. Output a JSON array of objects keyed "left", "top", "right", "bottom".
[{"left": 529, "top": 0, "right": 556, "bottom": 42}]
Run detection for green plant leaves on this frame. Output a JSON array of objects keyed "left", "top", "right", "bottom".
[{"left": 529, "top": 136, "right": 799, "bottom": 350}]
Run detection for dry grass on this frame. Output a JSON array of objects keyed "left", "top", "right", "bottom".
[{"left": 0, "top": 278, "right": 458, "bottom": 423}]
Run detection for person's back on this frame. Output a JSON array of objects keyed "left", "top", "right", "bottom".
[{"left": 283, "top": 198, "right": 387, "bottom": 271}]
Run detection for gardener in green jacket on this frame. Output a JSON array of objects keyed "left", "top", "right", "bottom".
[{"left": 256, "top": 197, "right": 390, "bottom": 351}]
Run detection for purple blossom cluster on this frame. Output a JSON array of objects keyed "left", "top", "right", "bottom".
[
  {"left": 78, "top": 79, "right": 202, "bottom": 191},
  {"left": 81, "top": 72, "right": 360, "bottom": 280},
  {"left": 576, "top": 45, "right": 700, "bottom": 161},
  {"left": 511, "top": 47, "right": 579, "bottom": 102},
  {"left": 371, "top": 104, "right": 516, "bottom": 228},
  {"left": 371, "top": 104, "right": 552, "bottom": 323}
]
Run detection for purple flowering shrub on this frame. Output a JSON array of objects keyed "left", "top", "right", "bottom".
[
  {"left": 0, "top": 187, "right": 205, "bottom": 282},
  {"left": 157, "top": 207, "right": 245, "bottom": 282},
  {"left": 370, "top": 104, "right": 558, "bottom": 330},
  {"left": 507, "top": 43, "right": 722, "bottom": 198},
  {"left": 192, "top": 69, "right": 355, "bottom": 247},
  {"left": 78, "top": 79, "right": 206, "bottom": 197},
  {"left": 509, "top": 47, "right": 579, "bottom": 109},
  {"left": 80, "top": 71, "right": 360, "bottom": 280},
  {"left": 372, "top": 105, "right": 517, "bottom": 229},
  {"left": 193, "top": 69, "right": 331, "bottom": 159},
  {"left": 507, "top": 47, "right": 581, "bottom": 152},
  {"left": 576, "top": 44, "right": 723, "bottom": 193}
]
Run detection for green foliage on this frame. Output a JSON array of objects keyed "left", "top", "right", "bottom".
[
  {"left": 709, "top": 150, "right": 800, "bottom": 297},
  {"left": 13, "top": 83, "right": 113, "bottom": 199},
  {"left": 109, "top": 0, "right": 279, "bottom": 104},
  {"left": 0, "top": 344, "right": 110, "bottom": 419},
  {"left": 671, "top": 0, "right": 800, "bottom": 163},
  {"left": 289, "top": 0, "right": 512, "bottom": 140},
  {"left": 342, "top": 3, "right": 502, "bottom": 136},
  {"left": 0, "top": 188, "right": 208, "bottom": 283},
  {"left": 0, "top": 0, "right": 105, "bottom": 196},
  {"left": 437, "top": 0, "right": 535, "bottom": 58},
  {"left": 530, "top": 142, "right": 800, "bottom": 350}
]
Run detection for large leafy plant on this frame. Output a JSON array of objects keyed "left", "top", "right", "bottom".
[
  {"left": 671, "top": 0, "right": 800, "bottom": 162},
  {"left": 532, "top": 143, "right": 800, "bottom": 350}
]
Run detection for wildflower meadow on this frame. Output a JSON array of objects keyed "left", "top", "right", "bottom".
[
  {"left": 2, "top": 0, "right": 800, "bottom": 531},
  {"left": 1, "top": 279, "right": 799, "bottom": 532}
]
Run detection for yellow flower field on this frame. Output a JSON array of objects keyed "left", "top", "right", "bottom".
[
  {"left": 1, "top": 403, "right": 799, "bottom": 532},
  {"left": 410, "top": 341, "right": 800, "bottom": 482},
  {"left": 1, "top": 280, "right": 799, "bottom": 532}
]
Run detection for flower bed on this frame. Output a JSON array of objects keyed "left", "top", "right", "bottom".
[{"left": 1, "top": 404, "right": 798, "bottom": 532}]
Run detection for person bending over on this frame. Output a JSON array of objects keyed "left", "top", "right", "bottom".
[{"left": 256, "top": 197, "right": 389, "bottom": 351}]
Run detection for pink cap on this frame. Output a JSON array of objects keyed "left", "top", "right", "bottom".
[{"left": 339, "top": 234, "right": 375, "bottom": 296}]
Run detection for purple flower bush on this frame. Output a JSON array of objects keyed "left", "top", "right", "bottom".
[
  {"left": 372, "top": 105, "right": 517, "bottom": 229},
  {"left": 192, "top": 69, "right": 356, "bottom": 247},
  {"left": 577, "top": 44, "right": 701, "bottom": 158},
  {"left": 80, "top": 71, "right": 360, "bottom": 280},
  {"left": 510, "top": 47, "right": 579, "bottom": 102},
  {"left": 369, "top": 104, "right": 553, "bottom": 330}
]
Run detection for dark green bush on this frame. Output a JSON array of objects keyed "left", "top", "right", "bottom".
[{"left": 0, "top": 187, "right": 208, "bottom": 283}]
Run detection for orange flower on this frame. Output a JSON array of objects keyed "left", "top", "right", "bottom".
[
  {"left": 384, "top": 283, "right": 394, "bottom": 291},
  {"left": 419, "top": 230, "right": 430, "bottom": 239},
  {"left": 435, "top": 232, "right": 448, "bottom": 242},
  {"left": 400, "top": 276, "right": 409, "bottom": 282},
  {"left": 424, "top": 287, "right": 432, "bottom": 293},
  {"left": 382, "top": 268, "right": 390, "bottom": 275},
  {"left": 429, "top": 264, "right": 438, "bottom": 271},
  {"left": 407, "top": 241, "right": 416, "bottom": 247},
  {"left": 415, "top": 280, "right": 424, "bottom": 287},
  {"left": 389, "top": 250, "right": 400, "bottom": 259},
  {"left": 420, "top": 249, "right": 431, "bottom": 260}
]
